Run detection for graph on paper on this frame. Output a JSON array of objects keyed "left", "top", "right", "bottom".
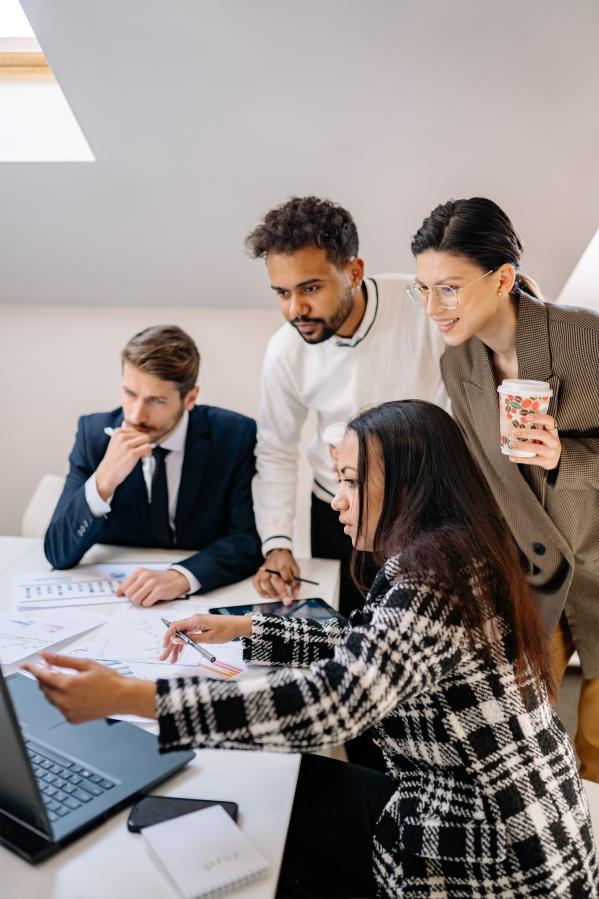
[
  {"left": 0, "top": 609, "right": 107, "bottom": 665},
  {"left": 14, "top": 563, "right": 167, "bottom": 609},
  {"left": 85, "top": 605, "right": 247, "bottom": 680}
]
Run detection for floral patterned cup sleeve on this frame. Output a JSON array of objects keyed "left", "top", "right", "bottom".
[{"left": 497, "top": 380, "right": 553, "bottom": 459}]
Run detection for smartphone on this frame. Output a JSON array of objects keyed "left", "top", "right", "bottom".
[
  {"left": 127, "top": 795, "right": 239, "bottom": 833},
  {"left": 208, "top": 597, "right": 345, "bottom": 624}
]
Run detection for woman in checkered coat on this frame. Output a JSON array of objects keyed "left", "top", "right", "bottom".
[{"left": 27, "top": 401, "right": 599, "bottom": 898}]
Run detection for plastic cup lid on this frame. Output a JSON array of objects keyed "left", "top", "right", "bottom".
[{"left": 497, "top": 379, "right": 553, "bottom": 398}]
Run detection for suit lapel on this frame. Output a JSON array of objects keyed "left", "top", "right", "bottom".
[
  {"left": 514, "top": 296, "right": 562, "bottom": 504},
  {"left": 463, "top": 337, "right": 534, "bottom": 502},
  {"left": 175, "top": 406, "right": 211, "bottom": 536},
  {"left": 463, "top": 328, "right": 569, "bottom": 557}
]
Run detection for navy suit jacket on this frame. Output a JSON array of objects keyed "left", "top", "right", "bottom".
[{"left": 44, "top": 405, "right": 263, "bottom": 593}]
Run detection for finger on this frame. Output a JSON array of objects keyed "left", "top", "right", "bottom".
[
  {"left": 119, "top": 429, "right": 152, "bottom": 446},
  {"left": 509, "top": 436, "right": 555, "bottom": 455},
  {"left": 255, "top": 572, "right": 279, "bottom": 598},
  {"left": 21, "top": 662, "right": 66, "bottom": 690},
  {"left": 513, "top": 426, "right": 557, "bottom": 445},
  {"left": 118, "top": 569, "right": 144, "bottom": 593},
  {"left": 162, "top": 644, "right": 183, "bottom": 664},
  {"left": 525, "top": 413, "right": 554, "bottom": 427},
  {"left": 141, "top": 589, "right": 162, "bottom": 607},
  {"left": 162, "top": 616, "right": 202, "bottom": 646},
  {"left": 41, "top": 652, "right": 95, "bottom": 672},
  {"left": 126, "top": 577, "right": 154, "bottom": 605},
  {"left": 262, "top": 579, "right": 280, "bottom": 598}
]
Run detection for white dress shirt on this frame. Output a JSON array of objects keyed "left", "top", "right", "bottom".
[
  {"left": 85, "top": 410, "right": 201, "bottom": 593},
  {"left": 252, "top": 273, "right": 450, "bottom": 556}
]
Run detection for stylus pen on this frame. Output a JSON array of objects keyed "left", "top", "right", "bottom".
[
  {"left": 161, "top": 617, "right": 216, "bottom": 664},
  {"left": 263, "top": 568, "right": 320, "bottom": 586}
]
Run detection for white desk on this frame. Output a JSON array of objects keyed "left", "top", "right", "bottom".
[{"left": 0, "top": 536, "right": 340, "bottom": 899}]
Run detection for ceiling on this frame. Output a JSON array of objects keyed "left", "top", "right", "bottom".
[{"left": 3, "top": 0, "right": 599, "bottom": 307}]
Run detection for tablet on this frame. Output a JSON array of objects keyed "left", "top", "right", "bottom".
[{"left": 208, "top": 597, "right": 345, "bottom": 623}]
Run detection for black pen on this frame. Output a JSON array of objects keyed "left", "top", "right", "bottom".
[
  {"left": 161, "top": 617, "right": 216, "bottom": 664},
  {"left": 264, "top": 568, "right": 320, "bottom": 586}
]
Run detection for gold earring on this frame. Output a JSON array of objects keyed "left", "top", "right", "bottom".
[{"left": 498, "top": 291, "right": 504, "bottom": 297}]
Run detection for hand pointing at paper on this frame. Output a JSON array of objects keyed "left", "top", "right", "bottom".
[
  {"left": 21, "top": 653, "right": 156, "bottom": 723},
  {"left": 160, "top": 614, "right": 252, "bottom": 664}
]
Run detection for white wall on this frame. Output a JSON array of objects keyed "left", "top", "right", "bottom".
[
  {"left": 0, "top": 304, "right": 314, "bottom": 554},
  {"left": 2, "top": 0, "right": 599, "bottom": 308}
]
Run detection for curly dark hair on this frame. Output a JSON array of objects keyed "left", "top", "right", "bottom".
[{"left": 245, "top": 196, "right": 359, "bottom": 267}]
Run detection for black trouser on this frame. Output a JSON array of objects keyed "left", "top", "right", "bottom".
[
  {"left": 310, "top": 494, "right": 385, "bottom": 772},
  {"left": 277, "top": 753, "right": 396, "bottom": 899}
]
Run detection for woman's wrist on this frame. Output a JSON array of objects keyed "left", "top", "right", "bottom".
[{"left": 114, "top": 677, "right": 157, "bottom": 719}]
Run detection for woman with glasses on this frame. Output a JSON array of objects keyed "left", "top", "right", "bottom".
[
  {"left": 25, "top": 401, "right": 598, "bottom": 897},
  {"left": 409, "top": 196, "right": 599, "bottom": 785}
]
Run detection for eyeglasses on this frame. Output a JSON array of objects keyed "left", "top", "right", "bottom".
[{"left": 405, "top": 268, "right": 496, "bottom": 310}]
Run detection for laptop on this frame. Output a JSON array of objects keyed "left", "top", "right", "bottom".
[{"left": 0, "top": 670, "right": 194, "bottom": 864}]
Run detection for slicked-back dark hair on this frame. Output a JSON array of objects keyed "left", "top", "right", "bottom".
[
  {"left": 245, "top": 196, "right": 359, "bottom": 267},
  {"left": 348, "top": 400, "right": 554, "bottom": 700},
  {"left": 411, "top": 197, "right": 541, "bottom": 298},
  {"left": 122, "top": 325, "right": 200, "bottom": 398}
]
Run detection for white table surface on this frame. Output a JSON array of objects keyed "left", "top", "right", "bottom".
[
  {"left": 0, "top": 536, "right": 340, "bottom": 899},
  {"left": 4, "top": 540, "right": 598, "bottom": 879}
]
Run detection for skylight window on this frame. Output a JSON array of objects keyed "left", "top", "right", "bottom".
[
  {"left": 0, "top": 0, "right": 94, "bottom": 161},
  {"left": 0, "top": 0, "right": 36, "bottom": 39}
]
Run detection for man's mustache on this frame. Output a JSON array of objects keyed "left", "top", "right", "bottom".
[{"left": 291, "top": 317, "right": 325, "bottom": 326}]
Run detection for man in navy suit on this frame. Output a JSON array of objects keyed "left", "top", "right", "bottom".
[{"left": 44, "top": 325, "right": 262, "bottom": 604}]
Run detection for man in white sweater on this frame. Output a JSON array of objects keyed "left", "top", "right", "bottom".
[{"left": 248, "top": 196, "right": 448, "bottom": 618}]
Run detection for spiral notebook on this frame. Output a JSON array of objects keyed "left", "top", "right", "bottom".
[{"left": 142, "top": 803, "right": 269, "bottom": 897}]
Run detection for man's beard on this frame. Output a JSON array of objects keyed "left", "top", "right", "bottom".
[
  {"left": 290, "top": 287, "right": 354, "bottom": 345},
  {"left": 125, "top": 404, "right": 186, "bottom": 445}
]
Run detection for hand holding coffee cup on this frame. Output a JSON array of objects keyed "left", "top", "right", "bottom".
[
  {"left": 497, "top": 379, "right": 561, "bottom": 470},
  {"left": 323, "top": 422, "right": 346, "bottom": 469}
]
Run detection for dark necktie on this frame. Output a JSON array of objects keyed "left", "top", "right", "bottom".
[{"left": 150, "top": 446, "right": 173, "bottom": 547}]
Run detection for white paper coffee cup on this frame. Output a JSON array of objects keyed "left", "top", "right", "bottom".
[
  {"left": 322, "top": 422, "right": 347, "bottom": 448},
  {"left": 497, "top": 379, "right": 553, "bottom": 458}
]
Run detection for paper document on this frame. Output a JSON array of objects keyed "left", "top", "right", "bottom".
[
  {"left": 85, "top": 604, "right": 248, "bottom": 679},
  {"left": 0, "top": 609, "right": 107, "bottom": 665},
  {"left": 14, "top": 563, "right": 168, "bottom": 609}
]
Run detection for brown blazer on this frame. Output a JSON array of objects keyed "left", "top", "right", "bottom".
[{"left": 441, "top": 293, "right": 599, "bottom": 677}]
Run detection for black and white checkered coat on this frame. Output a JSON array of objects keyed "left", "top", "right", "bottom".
[{"left": 156, "top": 557, "right": 599, "bottom": 897}]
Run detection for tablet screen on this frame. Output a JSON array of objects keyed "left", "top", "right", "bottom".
[{"left": 208, "top": 597, "right": 345, "bottom": 623}]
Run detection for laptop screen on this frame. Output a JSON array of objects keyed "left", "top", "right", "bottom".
[{"left": 0, "top": 672, "right": 50, "bottom": 837}]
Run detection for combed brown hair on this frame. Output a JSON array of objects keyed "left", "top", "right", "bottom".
[
  {"left": 121, "top": 325, "right": 200, "bottom": 397},
  {"left": 349, "top": 400, "right": 555, "bottom": 701}
]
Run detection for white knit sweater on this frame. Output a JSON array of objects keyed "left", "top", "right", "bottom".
[{"left": 252, "top": 273, "right": 448, "bottom": 554}]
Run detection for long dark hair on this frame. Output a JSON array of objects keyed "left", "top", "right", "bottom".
[
  {"left": 349, "top": 400, "right": 554, "bottom": 698},
  {"left": 410, "top": 197, "right": 541, "bottom": 299}
]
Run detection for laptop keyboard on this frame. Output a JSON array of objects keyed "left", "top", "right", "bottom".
[{"left": 24, "top": 739, "right": 116, "bottom": 824}]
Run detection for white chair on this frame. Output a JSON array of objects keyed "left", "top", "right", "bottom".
[{"left": 21, "top": 474, "right": 65, "bottom": 538}]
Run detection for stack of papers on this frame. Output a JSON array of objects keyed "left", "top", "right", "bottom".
[
  {"left": 79, "top": 604, "right": 248, "bottom": 680},
  {"left": 14, "top": 563, "right": 167, "bottom": 610},
  {"left": 0, "top": 609, "right": 107, "bottom": 665}
]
